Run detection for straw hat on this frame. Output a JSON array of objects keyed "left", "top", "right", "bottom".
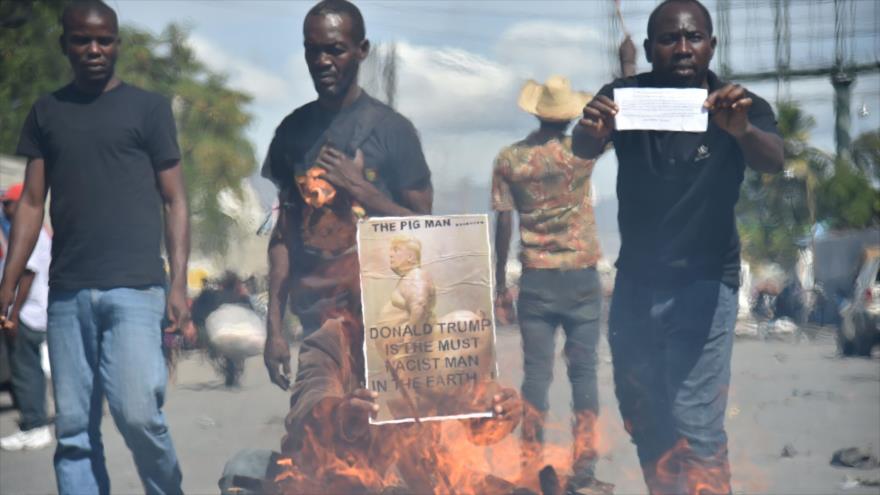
[{"left": 517, "top": 75, "right": 592, "bottom": 122}]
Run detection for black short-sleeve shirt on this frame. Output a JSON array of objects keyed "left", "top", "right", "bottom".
[
  {"left": 598, "top": 71, "right": 780, "bottom": 288},
  {"left": 263, "top": 92, "right": 431, "bottom": 204},
  {"left": 16, "top": 82, "right": 180, "bottom": 290},
  {"left": 262, "top": 91, "right": 431, "bottom": 326}
]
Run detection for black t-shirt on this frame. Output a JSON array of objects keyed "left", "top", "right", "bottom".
[
  {"left": 264, "top": 92, "right": 431, "bottom": 202},
  {"left": 16, "top": 82, "right": 180, "bottom": 290},
  {"left": 263, "top": 91, "right": 431, "bottom": 325},
  {"left": 598, "top": 71, "right": 780, "bottom": 288}
]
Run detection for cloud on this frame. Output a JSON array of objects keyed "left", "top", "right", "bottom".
[
  {"left": 373, "top": 20, "right": 621, "bottom": 189},
  {"left": 390, "top": 42, "right": 520, "bottom": 133},
  {"left": 494, "top": 20, "right": 613, "bottom": 93},
  {"left": 381, "top": 20, "right": 615, "bottom": 134},
  {"left": 187, "top": 34, "right": 292, "bottom": 105},
  {"left": 182, "top": 20, "right": 625, "bottom": 200}
]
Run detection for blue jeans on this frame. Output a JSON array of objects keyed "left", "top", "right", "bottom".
[
  {"left": 608, "top": 274, "right": 737, "bottom": 495},
  {"left": 9, "top": 321, "right": 48, "bottom": 431},
  {"left": 517, "top": 268, "right": 602, "bottom": 481},
  {"left": 47, "top": 286, "right": 183, "bottom": 495}
]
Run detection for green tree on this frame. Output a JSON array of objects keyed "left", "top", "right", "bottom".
[
  {"left": 0, "top": 2, "right": 256, "bottom": 254},
  {"left": 115, "top": 24, "right": 257, "bottom": 253},
  {"left": 851, "top": 129, "right": 880, "bottom": 183},
  {"left": 737, "top": 101, "right": 832, "bottom": 269},
  {"left": 816, "top": 155, "right": 880, "bottom": 230},
  {"left": 0, "top": 1, "right": 70, "bottom": 152}
]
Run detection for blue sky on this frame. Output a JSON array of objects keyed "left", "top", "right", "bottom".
[{"left": 111, "top": 0, "right": 879, "bottom": 205}]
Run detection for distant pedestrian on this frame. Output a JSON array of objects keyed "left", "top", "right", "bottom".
[{"left": 0, "top": 183, "right": 52, "bottom": 452}]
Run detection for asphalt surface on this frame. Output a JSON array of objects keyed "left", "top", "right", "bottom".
[{"left": 1, "top": 326, "right": 878, "bottom": 495}]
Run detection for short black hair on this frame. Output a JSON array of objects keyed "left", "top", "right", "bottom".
[
  {"left": 647, "top": 0, "right": 713, "bottom": 40},
  {"left": 60, "top": 0, "right": 118, "bottom": 34},
  {"left": 305, "top": 0, "right": 366, "bottom": 42}
]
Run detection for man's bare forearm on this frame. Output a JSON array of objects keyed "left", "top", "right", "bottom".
[
  {"left": 1, "top": 206, "right": 42, "bottom": 292},
  {"left": 737, "top": 125, "right": 784, "bottom": 174},
  {"left": 10, "top": 271, "right": 35, "bottom": 321},
  {"left": 571, "top": 124, "right": 609, "bottom": 160},
  {"left": 494, "top": 211, "right": 512, "bottom": 291},
  {"left": 351, "top": 182, "right": 432, "bottom": 216},
  {"left": 164, "top": 195, "right": 189, "bottom": 291},
  {"left": 159, "top": 165, "right": 190, "bottom": 291},
  {"left": 267, "top": 231, "right": 291, "bottom": 338},
  {"left": 1, "top": 161, "right": 47, "bottom": 293}
]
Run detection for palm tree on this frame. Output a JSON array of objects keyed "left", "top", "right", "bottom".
[
  {"left": 737, "top": 101, "right": 832, "bottom": 269},
  {"left": 851, "top": 130, "right": 879, "bottom": 183},
  {"left": 775, "top": 101, "right": 835, "bottom": 224}
]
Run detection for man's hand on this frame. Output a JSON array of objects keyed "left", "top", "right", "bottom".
[
  {"left": 335, "top": 388, "right": 378, "bottom": 442},
  {"left": 315, "top": 145, "right": 367, "bottom": 194},
  {"left": 491, "top": 387, "right": 522, "bottom": 422},
  {"left": 494, "top": 287, "right": 516, "bottom": 325},
  {"left": 164, "top": 285, "right": 192, "bottom": 340},
  {"left": 705, "top": 84, "right": 752, "bottom": 138},
  {"left": 579, "top": 95, "right": 618, "bottom": 141},
  {"left": 2, "top": 315, "right": 19, "bottom": 340},
  {"left": 466, "top": 387, "right": 522, "bottom": 445},
  {"left": 0, "top": 284, "right": 14, "bottom": 333},
  {"left": 264, "top": 331, "right": 291, "bottom": 390},
  {"left": 619, "top": 35, "right": 637, "bottom": 77}
]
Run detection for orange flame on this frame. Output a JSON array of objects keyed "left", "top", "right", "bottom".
[
  {"left": 650, "top": 438, "right": 731, "bottom": 495},
  {"left": 297, "top": 167, "right": 337, "bottom": 209},
  {"left": 271, "top": 382, "right": 616, "bottom": 494}
]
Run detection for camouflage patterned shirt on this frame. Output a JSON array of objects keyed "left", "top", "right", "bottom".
[{"left": 491, "top": 135, "right": 601, "bottom": 270}]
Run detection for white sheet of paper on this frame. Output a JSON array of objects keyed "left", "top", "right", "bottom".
[{"left": 614, "top": 87, "right": 709, "bottom": 132}]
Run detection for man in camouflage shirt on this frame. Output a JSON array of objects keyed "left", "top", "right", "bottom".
[{"left": 492, "top": 75, "right": 607, "bottom": 494}]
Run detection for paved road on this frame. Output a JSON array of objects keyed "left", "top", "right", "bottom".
[{"left": 1, "top": 327, "right": 878, "bottom": 494}]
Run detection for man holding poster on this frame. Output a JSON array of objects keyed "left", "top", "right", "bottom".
[
  {"left": 269, "top": 218, "right": 519, "bottom": 493},
  {"left": 573, "top": 1, "right": 783, "bottom": 493}
]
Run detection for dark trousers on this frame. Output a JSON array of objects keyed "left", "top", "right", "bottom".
[
  {"left": 9, "top": 321, "right": 48, "bottom": 431},
  {"left": 609, "top": 273, "right": 737, "bottom": 495},
  {"left": 517, "top": 267, "right": 602, "bottom": 480}
]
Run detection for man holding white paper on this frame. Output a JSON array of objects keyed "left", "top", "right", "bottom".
[{"left": 573, "top": 1, "right": 783, "bottom": 494}]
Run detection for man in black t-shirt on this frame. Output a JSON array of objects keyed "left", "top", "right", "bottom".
[
  {"left": 261, "top": 0, "right": 432, "bottom": 392},
  {"left": 573, "top": 1, "right": 783, "bottom": 494},
  {"left": 0, "top": 2, "right": 189, "bottom": 494}
]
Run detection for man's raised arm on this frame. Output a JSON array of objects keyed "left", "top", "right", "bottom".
[
  {"left": 705, "top": 84, "right": 784, "bottom": 173},
  {"left": 572, "top": 95, "right": 618, "bottom": 161}
]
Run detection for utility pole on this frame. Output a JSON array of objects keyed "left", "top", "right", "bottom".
[
  {"left": 773, "top": 0, "right": 791, "bottom": 101},
  {"left": 832, "top": 0, "right": 852, "bottom": 161}
]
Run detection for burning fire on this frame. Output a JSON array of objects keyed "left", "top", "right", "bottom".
[
  {"left": 271, "top": 373, "right": 615, "bottom": 494},
  {"left": 648, "top": 439, "right": 731, "bottom": 495}
]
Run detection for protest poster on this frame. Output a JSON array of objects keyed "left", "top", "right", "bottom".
[{"left": 357, "top": 214, "right": 499, "bottom": 425}]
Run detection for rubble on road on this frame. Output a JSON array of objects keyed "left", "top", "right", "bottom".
[{"left": 831, "top": 447, "right": 880, "bottom": 469}]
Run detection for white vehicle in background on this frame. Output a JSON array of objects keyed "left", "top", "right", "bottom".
[{"left": 838, "top": 247, "right": 880, "bottom": 356}]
